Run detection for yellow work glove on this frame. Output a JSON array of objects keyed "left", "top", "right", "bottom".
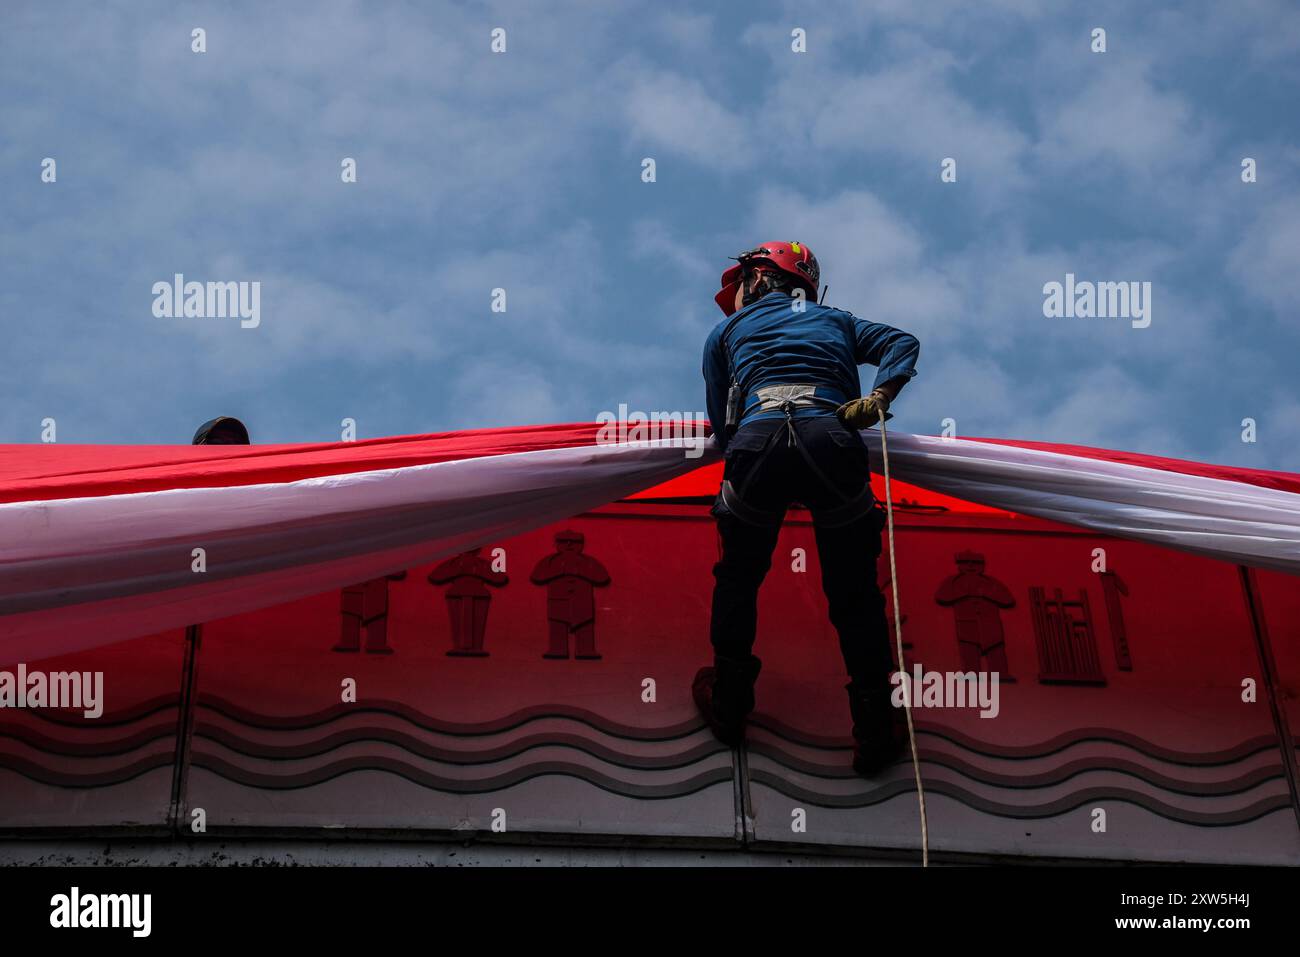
[{"left": 836, "top": 390, "right": 891, "bottom": 429}]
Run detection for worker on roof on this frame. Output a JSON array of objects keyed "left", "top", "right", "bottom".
[
  {"left": 192, "top": 416, "right": 251, "bottom": 446},
  {"left": 696, "top": 241, "right": 920, "bottom": 776}
]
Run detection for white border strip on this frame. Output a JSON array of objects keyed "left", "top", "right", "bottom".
[{"left": 861, "top": 432, "right": 1300, "bottom": 574}]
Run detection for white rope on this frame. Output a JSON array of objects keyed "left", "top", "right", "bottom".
[{"left": 878, "top": 408, "right": 929, "bottom": 867}]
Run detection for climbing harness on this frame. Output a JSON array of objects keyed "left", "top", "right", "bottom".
[
  {"left": 719, "top": 384, "right": 876, "bottom": 528},
  {"left": 876, "top": 406, "right": 929, "bottom": 867}
]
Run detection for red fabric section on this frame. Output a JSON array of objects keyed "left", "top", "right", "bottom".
[
  {"left": 966, "top": 436, "right": 1300, "bottom": 496},
  {"left": 0, "top": 422, "right": 608, "bottom": 505},
  {"left": 629, "top": 461, "right": 1007, "bottom": 514},
  {"left": 4, "top": 421, "right": 1295, "bottom": 508},
  {"left": 627, "top": 464, "right": 723, "bottom": 499}
]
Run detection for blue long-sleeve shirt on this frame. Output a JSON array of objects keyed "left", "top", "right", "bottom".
[{"left": 703, "top": 292, "right": 920, "bottom": 451}]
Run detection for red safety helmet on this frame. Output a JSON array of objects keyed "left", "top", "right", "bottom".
[{"left": 714, "top": 241, "right": 821, "bottom": 316}]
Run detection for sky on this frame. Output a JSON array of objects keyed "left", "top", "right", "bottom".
[{"left": 2, "top": 0, "right": 1298, "bottom": 470}]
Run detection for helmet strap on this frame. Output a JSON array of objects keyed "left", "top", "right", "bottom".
[{"left": 741, "top": 266, "right": 783, "bottom": 306}]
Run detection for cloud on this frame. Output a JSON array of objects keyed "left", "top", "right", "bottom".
[
  {"left": 1227, "top": 196, "right": 1300, "bottom": 317},
  {"left": 447, "top": 356, "right": 563, "bottom": 429},
  {"left": 1035, "top": 61, "right": 1208, "bottom": 177},
  {"left": 807, "top": 60, "right": 1030, "bottom": 191},
  {"left": 620, "top": 67, "right": 751, "bottom": 170},
  {"left": 650, "top": 12, "right": 716, "bottom": 54},
  {"left": 630, "top": 219, "right": 717, "bottom": 282}
]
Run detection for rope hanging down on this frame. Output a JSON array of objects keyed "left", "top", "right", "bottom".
[{"left": 877, "top": 407, "right": 929, "bottom": 867}]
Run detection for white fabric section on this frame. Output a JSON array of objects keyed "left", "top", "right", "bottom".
[
  {"left": 860, "top": 431, "right": 1300, "bottom": 576},
  {"left": 0, "top": 438, "right": 718, "bottom": 664}
]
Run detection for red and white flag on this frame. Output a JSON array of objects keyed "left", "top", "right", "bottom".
[{"left": 1, "top": 423, "right": 1297, "bottom": 663}]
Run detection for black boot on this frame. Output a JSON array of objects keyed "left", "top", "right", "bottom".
[
  {"left": 846, "top": 678, "right": 905, "bottom": 776},
  {"left": 693, "top": 653, "right": 762, "bottom": 747}
]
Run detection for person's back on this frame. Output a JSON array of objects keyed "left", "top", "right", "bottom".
[
  {"left": 693, "top": 241, "right": 920, "bottom": 776},
  {"left": 709, "top": 296, "right": 862, "bottom": 407},
  {"left": 704, "top": 292, "right": 919, "bottom": 448}
]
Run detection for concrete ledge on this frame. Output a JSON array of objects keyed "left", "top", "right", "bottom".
[{"left": 0, "top": 838, "right": 908, "bottom": 867}]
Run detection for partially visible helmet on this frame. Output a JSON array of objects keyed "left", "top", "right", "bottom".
[
  {"left": 192, "top": 416, "right": 251, "bottom": 445},
  {"left": 714, "top": 241, "right": 821, "bottom": 316}
]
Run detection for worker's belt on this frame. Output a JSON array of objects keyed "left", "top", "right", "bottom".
[{"left": 741, "top": 383, "right": 845, "bottom": 419}]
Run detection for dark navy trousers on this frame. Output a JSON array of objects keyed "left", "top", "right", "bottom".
[{"left": 709, "top": 414, "right": 894, "bottom": 683}]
